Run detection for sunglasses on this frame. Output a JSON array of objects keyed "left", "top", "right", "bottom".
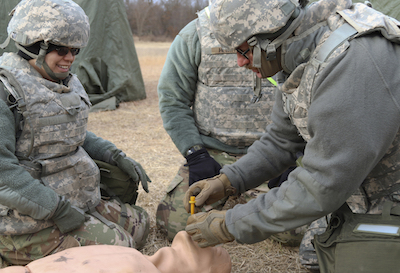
[
  {"left": 236, "top": 47, "right": 252, "bottom": 60},
  {"left": 54, "top": 46, "right": 80, "bottom": 56}
]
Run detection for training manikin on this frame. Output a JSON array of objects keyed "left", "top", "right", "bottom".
[{"left": 0, "top": 231, "right": 232, "bottom": 273}]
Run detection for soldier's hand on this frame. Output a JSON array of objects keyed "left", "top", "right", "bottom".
[
  {"left": 51, "top": 197, "right": 85, "bottom": 234},
  {"left": 112, "top": 150, "right": 151, "bottom": 193},
  {"left": 183, "top": 174, "right": 236, "bottom": 213},
  {"left": 185, "top": 210, "right": 234, "bottom": 247},
  {"left": 185, "top": 148, "right": 221, "bottom": 186}
]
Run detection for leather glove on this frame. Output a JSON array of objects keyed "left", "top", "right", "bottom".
[
  {"left": 111, "top": 149, "right": 151, "bottom": 193},
  {"left": 183, "top": 174, "right": 236, "bottom": 213},
  {"left": 52, "top": 197, "right": 86, "bottom": 234},
  {"left": 185, "top": 210, "right": 234, "bottom": 247},
  {"left": 185, "top": 148, "right": 221, "bottom": 186}
]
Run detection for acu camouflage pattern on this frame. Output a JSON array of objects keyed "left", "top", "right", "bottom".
[
  {"left": 209, "top": 0, "right": 301, "bottom": 49},
  {"left": 298, "top": 216, "right": 329, "bottom": 272},
  {"left": 279, "top": 0, "right": 400, "bottom": 213},
  {"left": 7, "top": 0, "right": 89, "bottom": 47},
  {"left": 0, "top": 52, "right": 100, "bottom": 234},
  {"left": 194, "top": 7, "right": 276, "bottom": 147},
  {"left": 281, "top": 0, "right": 400, "bottom": 142}
]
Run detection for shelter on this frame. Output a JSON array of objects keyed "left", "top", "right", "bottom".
[{"left": 0, "top": 0, "right": 146, "bottom": 111}]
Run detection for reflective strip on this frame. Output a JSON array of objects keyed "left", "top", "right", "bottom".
[
  {"left": 267, "top": 77, "right": 277, "bottom": 86},
  {"left": 205, "top": 6, "right": 210, "bottom": 18}
]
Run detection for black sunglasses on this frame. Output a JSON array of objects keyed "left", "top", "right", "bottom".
[
  {"left": 236, "top": 47, "right": 251, "bottom": 60},
  {"left": 54, "top": 46, "right": 80, "bottom": 56}
]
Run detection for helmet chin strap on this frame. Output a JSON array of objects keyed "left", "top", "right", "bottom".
[
  {"left": 16, "top": 41, "right": 69, "bottom": 82},
  {"left": 248, "top": 7, "right": 305, "bottom": 78},
  {"left": 42, "top": 62, "right": 69, "bottom": 82}
]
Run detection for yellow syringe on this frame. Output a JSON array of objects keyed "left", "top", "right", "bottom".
[{"left": 189, "top": 196, "right": 196, "bottom": 215}]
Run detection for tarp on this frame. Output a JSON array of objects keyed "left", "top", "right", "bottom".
[
  {"left": 0, "top": 0, "right": 146, "bottom": 110},
  {"left": 0, "top": 1, "right": 19, "bottom": 54}
]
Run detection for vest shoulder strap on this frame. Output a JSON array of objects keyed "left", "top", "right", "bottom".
[
  {"left": 316, "top": 23, "right": 358, "bottom": 62},
  {"left": 0, "top": 69, "right": 26, "bottom": 136}
]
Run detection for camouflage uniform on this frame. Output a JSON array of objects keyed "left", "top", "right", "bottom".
[
  {"left": 157, "top": 148, "right": 276, "bottom": 241},
  {"left": 0, "top": 199, "right": 149, "bottom": 266},
  {"left": 0, "top": 0, "right": 149, "bottom": 266},
  {"left": 156, "top": 6, "right": 295, "bottom": 242},
  {"left": 207, "top": 0, "right": 400, "bottom": 271},
  {"left": 279, "top": 1, "right": 400, "bottom": 270}
]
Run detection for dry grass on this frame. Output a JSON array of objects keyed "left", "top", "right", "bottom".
[{"left": 87, "top": 41, "right": 309, "bottom": 273}]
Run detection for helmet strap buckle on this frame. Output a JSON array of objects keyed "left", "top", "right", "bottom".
[
  {"left": 265, "top": 44, "right": 277, "bottom": 61},
  {"left": 35, "top": 41, "right": 49, "bottom": 68}
]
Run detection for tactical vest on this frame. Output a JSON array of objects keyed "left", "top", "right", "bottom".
[
  {"left": 0, "top": 53, "right": 100, "bottom": 233},
  {"left": 193, "top": 7, "right": 276, "bottom": 148},
  {"left": 280, "top": 0, "right": 400, "bottom": 213}
]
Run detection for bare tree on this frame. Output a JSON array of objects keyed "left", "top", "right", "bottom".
[
  {"left": 126, "top": 0, "right": 154, "bottom": 36},
  {"left": 125, "top": 0, "right": 208, "bottom": 38}
]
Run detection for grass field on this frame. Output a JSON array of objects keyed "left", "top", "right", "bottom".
[{"left": 87, "top": 40, "right": 309, "bottom": 273}]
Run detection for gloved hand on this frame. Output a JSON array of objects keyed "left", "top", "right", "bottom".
[
  {"left": 185, "top": 210, "right": 234, "bottom": 247},
  {"left": 111, "top": 149, "right": 151, "bottom": 193},
  {"left": 52, "top": 197, "right": 86, "bottom": 234},
  {"left": 185, "top": 148, "right": 221, "bottom": 186},
  {"left": 183, "top": 174, "right": 236, "bottom": 213}
]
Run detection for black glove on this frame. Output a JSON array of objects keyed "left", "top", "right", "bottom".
[
  {"left": 185, "top": 148, "right": 221, "bottom": 186},
  {"left": 52, "top": 197, "right": 86, "bottom": 234},
  {"left": 112, "top": 150, "right": 151, "bottom": 192},
  {"left": 268, "top": 166, "right": 296, "bottom": 189}
]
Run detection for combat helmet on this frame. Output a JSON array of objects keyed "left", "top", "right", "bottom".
[
  {"left": 210, "top": 0, "right": 307, "bottom": 77},
  {"left": 1, "top": 0, "right": 90, "bottom": 81}
]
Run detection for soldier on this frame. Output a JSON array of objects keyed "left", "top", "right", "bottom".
[
  {"left": 0, "top": 0, "right": 150, "bottom": 267},
  {"left": 183, "top": 0, "right": 400, "bottom": 271},
  {"left": 155, "top": 5, "right": 299, "bottom": 244}
]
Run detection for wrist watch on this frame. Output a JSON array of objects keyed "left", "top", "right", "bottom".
[{"left": 185, "top": 144, "right": 204, "bottom": 156}]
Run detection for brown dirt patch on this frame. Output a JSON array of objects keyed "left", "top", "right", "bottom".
[{"left": 87, "top": 40, "right": 308, "bottom": 273}]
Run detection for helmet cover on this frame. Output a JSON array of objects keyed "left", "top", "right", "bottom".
[
  {"left": 7, "top": 0, "right": 90, "bottom": 48},
  {"left": 210, "top": 0, "right": 300, "bottom": 49}
]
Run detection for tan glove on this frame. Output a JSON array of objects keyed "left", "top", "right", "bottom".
[
  {"left": 183, "top": 174, "right": 236, "bottom": 213},
  {"left": 185, "top": 210, "right": 235, "bottom": 248}
]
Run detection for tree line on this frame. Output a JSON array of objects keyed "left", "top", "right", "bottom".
[{"left": 124, "top": 0, "right": 209, "bottom": 40}]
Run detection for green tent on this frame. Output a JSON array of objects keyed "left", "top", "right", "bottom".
[
  {"left": 0, "top": 0, "right": 146, "bottom": 111},
  {"left": 0, "top": 1, "right": 19, "bottom": 54}
]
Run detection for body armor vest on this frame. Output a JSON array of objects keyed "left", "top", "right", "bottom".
[
  {"left": 280, "top": 0, "right": 400, "bottom": 213},
  {"left": 0, "top": 53, "right": 100, "bottom": 233},
  {"left": 193, "top": 8, "right": 276, "bottom": 148}
]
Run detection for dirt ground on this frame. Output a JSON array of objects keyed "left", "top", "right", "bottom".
[{"left": 87, "top": 40, "right": 309, "bottom": 273}]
